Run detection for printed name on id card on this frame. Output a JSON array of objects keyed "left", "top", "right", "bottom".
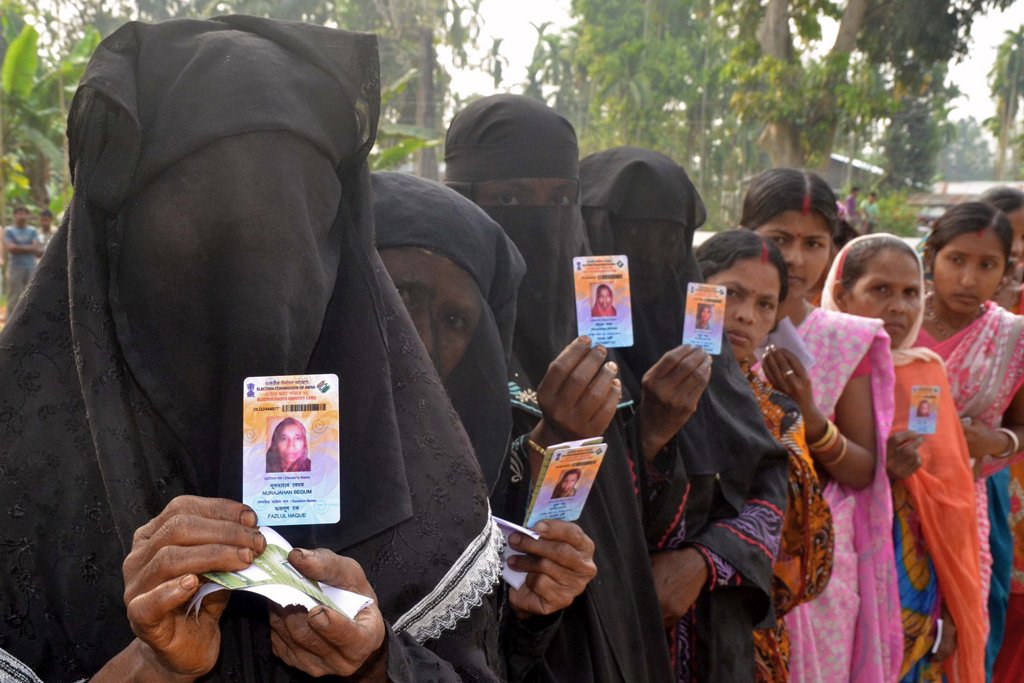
[{"left": 242, "top": 374, "right": 340, "bottom": 525}]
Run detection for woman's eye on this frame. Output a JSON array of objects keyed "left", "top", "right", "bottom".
[
  {"left": 759, "top": 300, "right": 776, "bottom": 311},
  {"left": 982, "top": 260, "right": 997, "bottom": 270},
  {"left": 725, "top": 288, "right": 738, "bottom": 298},
  {"left": 445, "top": 313, "right": 468, "bottom": 330},
  {"left": 552, "top": 194, "right": 572, "bottom": 207},
  {"left": 772, "top": 235, "right": 788, "bottom": 246},
  {"left": 498, "top": 192, "right": 520, "bottom": 207},
  {"left": 807, "top": 240, "right": 825, "bottom": 250}
]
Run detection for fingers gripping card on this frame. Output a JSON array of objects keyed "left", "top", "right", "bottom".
[
  {"left": 683, "top": 283, "right": 726, "bottom": 355},
  {"left": 243, "top": 375, "right": 340, "bottom": 525},
  {"left": 573, "top": 255, "right": 633, "bottom": 348},
  {"left": 909, "top": 385, "right": 940, "bottom": 435}
]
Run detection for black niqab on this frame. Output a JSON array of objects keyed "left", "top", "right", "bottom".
[
  {"left": 581, "top": 147, "right": 788, "bottom": 681},
  {"left": 372, "top": 171, "right": 525, "bottom": 491},
  {"left": 1, "top": 17, "right": 497, "bottom": 681},
  {"left": 444, "top": 101, "right": 672, "bottom": 682},
  {"left": 445, "top": 95, "right": 585, "bottom": 387}
]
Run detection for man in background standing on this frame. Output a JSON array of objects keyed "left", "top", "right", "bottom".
[
  {"left": 4, "top": 206, "right": 40, "bottom": 314},
  {"left": 36, "top": 209, "right": 54, "bottom": 253},
  {"left": 861, "top": 191, "right": 879, "bottom": 233}
]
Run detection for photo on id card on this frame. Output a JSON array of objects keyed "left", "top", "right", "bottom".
[
  {"left": 682, "top": 282, "right": 726, "bottom": 355},
  {"left": 524, "top": 442, "right": 607, "bottom": 529},
  {"left": 573, "top": 255, "right": 633, "bottom": 348},
  {"left": 908, "top": 385, "right": 940, "bottom": 435},
  {"left": 242, "top": 374, "right": 341, "bottom": 525}
]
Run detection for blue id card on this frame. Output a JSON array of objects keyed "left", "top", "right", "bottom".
[
  {"left": 682, "top": 283, "right": 726, "bottom": 355},
  {"left": 908, "top": 385, "right": 940, "bottom": 435}
]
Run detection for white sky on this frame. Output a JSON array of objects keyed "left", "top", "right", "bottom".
[{"left": 448, "top": 0, "right": 1024, "bottom": 125}]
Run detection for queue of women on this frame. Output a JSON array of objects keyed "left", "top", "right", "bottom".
[{"left": 2, "top": 16, "right": 1024, "bottom": 683}]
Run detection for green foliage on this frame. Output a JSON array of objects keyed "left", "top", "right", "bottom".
[
  {"left": 2, "top": 24, "right": 36, "bottom": 98},
  {"left": 874, "top": 190, "right": 921, "bottom": 237}
]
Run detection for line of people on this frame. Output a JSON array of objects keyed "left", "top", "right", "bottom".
[{"left": 2, "top": 16, "right": 1024, "bottom": 683}]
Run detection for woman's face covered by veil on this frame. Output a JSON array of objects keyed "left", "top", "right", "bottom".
[{"left": 444, "top": 94, "right": 588, "bottom": 386}]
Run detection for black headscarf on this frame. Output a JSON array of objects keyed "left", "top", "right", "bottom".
[
  {"left": 444, "top": 101, "right": 672, "bottom": 682},
  {"left": 581, "top": 147, "right": 788, "bottom": 681},
  {"left": 444, "top": 94, "right": 586, "bottom": 387},
  {"left": 0, "top": 17, "right": 499, "bottom": 681},
  {"left": 372, "top": 171, "right": 525, "bottom": 491}
]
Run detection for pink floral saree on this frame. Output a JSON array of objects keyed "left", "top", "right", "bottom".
[{"left": 785, "top": 307, "right": 902, "bottom": 682}]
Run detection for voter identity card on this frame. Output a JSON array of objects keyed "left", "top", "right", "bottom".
[
  {"left": 573, "top": 255, "right": 633, "bottom": 348},
  {"left": 909, "top": 385, "right": 940, "bottom": 435},
  {"left": 242, "top": 374, "right": 340, "bottom": 525},
  {"left": 683, "top": 283, "right": 726, "bottom": 355},
  {"left": 524, "top": 438, "right": 607, "bottom": 529}
]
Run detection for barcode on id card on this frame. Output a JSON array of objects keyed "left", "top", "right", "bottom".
[{"left": 281, "top": 403, "right": 327, "bottom": 412}]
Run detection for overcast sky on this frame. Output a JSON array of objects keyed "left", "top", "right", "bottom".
[{"left": 447, "top": 1, "right": 1024, "bottom": 126}]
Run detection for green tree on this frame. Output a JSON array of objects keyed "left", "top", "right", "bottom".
[
  {"left": 939, "top": 117, "right": 994, "bottom": 181},
  {"left": 731, "top": 0, "right": 1012, "bottom": 168},
  {"left": 989, "top": 25, "right": 1024, "bottom": 179}
]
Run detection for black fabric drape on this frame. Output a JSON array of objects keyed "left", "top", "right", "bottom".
[
  {"left": 445, "top": 98, "right": 672, "bottom": 682},
  {"left": 0, "top": 17, "right": 498, "bottom": 681},
  {"left": 445, "top": 95, "right": 585, "bottom": 388},
  {"left": 372, "top": 171, "right": 525, "bottom": 492},
  {"left": 581, "top": 147, "right": 789, "bottom": 682}
]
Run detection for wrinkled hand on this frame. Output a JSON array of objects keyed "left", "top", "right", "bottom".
[
  {"left": 121, "top": 495, "right": 266, "bottom": 681},
  {"left": 639, "top": 345, "right": 712, "bottom": 460},
  {"left": 269, "top": 549, "right": 387, "bottom": 679},
  {"left": 886, "top": 431, "right": 923, "bottom": 480},
  {"left": 507, "top": 520, "right": 597, "bottom": 619},
  {"left": 650, "top": 548, "right": 708, "bottom": 629},
  {"left": 531, "top": 336, "right": 621, "bottom": 447}
]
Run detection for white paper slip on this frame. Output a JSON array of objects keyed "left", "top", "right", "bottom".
[
  {"left": 188, "top": 527, "right": 373, "bottom": 619},
  {"left": 755, "top": 317, "right": 816, "bottom": 370},
  {"left": 494, "top": 516, "right": 541, "bottom": 590}
]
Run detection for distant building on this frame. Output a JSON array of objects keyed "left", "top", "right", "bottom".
[
  {"left": 908, "top": 180, "right": 1024, "bottom": 230},
  {"left": 825, "top": 153, "right": 885, "bottom": 190}
]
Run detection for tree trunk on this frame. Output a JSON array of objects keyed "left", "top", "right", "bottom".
[
  {"left": 756, "top": 0, "right": 803, "bottom": 165},
  {"left": 414, "top": 26, "right": 438, "bottom": 180}
]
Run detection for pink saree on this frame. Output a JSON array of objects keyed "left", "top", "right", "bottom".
[{"left": 785, "top": 308, "right": 902, "bottom": 682}]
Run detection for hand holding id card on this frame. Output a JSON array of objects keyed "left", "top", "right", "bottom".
[
  {"left": 683, "top": 283, "right": 726, "bottom": 355},
  {"left": 573, "top": 255, "right": 633, "bottom": 348},
  {"left": 242, "top": 374, "right": 340, "bottom": 525}
]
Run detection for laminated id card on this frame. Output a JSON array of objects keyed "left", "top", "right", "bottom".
[
  {"left": 573, "top": 255, "right": 633, "bottom": 347},
  {"left": 682, "top": 283, "right": 726, "bottom": 355},
  {"left": 242, "top": 374, "right": 340, "bottom": 525},
  {"left": 908, "top": 385, "right": 940, "bottom": 435},
  {"left": 524, "top": 439, "right": 606, "bottom": 529}
]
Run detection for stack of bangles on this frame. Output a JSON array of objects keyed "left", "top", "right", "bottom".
[{"left": 809, "top": 420, "right": 848, "bottom": 467}]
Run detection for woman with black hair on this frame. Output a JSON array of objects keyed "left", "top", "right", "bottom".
[
  {"left": 911, "top": 202, "right": 1024, "bottom": 682},
  {"left": 696, "top": 229, "right": 834, "bottom": 683},
  {"left": 742, "top": 168, "right": 902, "bottom": 682}
]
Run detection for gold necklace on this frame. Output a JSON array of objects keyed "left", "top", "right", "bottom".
[{"left": 925, "top": 293, "right": 983, "bottom": 340}]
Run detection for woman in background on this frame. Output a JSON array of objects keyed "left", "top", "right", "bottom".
[
  {"left": 743, "top": 168, "right": 901, "bottom": 682},
  {"left": 827, "top": 234, "right": 984, "bottom": 682},
  {"left": 696, "top": 229, "right": 834, "bottom": 683}
]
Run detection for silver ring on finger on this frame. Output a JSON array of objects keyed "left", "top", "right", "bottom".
[{"left": 784, "top": 369, "right": 795, "bottom": 377}]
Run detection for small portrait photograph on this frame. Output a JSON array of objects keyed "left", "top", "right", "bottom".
[
  {"left": 916, "top": 399, "right": 933, "bottom": 418},
  {"left": 552, "top": 468, "right": 583, "bottom": 499},
  {"left": 266, "top": 417, "right": 311, "bottom": 473},
  {"left": 696, "top": 302, "right": 714, "bottom": 330},
  {"left": 590, "top": 282, "right": 617, "bottom": 318}
]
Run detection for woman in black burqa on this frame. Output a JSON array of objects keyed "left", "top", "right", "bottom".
[
  {"left": 444, "top": 95, "right": 675, "bottom": 681},
  {"left": 373, "top": 171, "right": 601, "bottom": 679},
  {"left": 580, "top": 147, "right": 789, "bottom": 682},
  {"left": 0, "top": 17, "right": 503, "bottom": 682}
]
